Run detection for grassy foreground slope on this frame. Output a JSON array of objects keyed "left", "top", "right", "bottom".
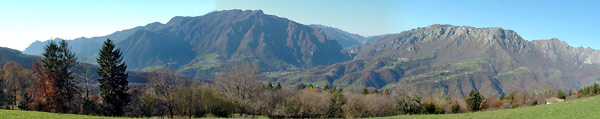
[
  {"left": 376, "top": 96, "right": 600, "bottom": 119},
  {"left": 1, "top": 96, "right": 598, "bottom": 119},
  {"left": 0, "top": 110, "right": 135, "bottom": 119}
]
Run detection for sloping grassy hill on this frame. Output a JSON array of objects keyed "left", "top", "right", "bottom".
[
  {"left": 376, "top": 96, "right": 600, "bottom": 119},
  {"left": 2, "top": 96, "right": 598, "bottom": 119},
  {"left": 0, "top": 110, "right": 134, "bottom": 119},
  {"left": 0, "top": 109, "right": 268, "bottom": 119}
]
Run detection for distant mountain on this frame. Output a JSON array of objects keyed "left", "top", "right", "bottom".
[
  {"left": 271, "top": 24, "right": 600, "bottom": 98},
  {"left": 23, "top": 10, "right": 352, "bottom": 78},
  {"left": 0, "top": 47, "right": 40, "bottom": 69},
  {"left": 23, "top": 22, "right": 165, "bottom": 62},
  {"left": 308, "top": 24, "right": 364, "bottom": 48},
  {"left": 308, "top": 24, "right": 387, "bottom": 48}
]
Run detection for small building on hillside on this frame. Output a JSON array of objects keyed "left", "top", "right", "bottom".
[{"left": 546, "top": 97, "right": 565, "bottom": 104}]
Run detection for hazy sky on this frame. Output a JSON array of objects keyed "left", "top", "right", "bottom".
[{"left": 1, "top": 0, "right": 599, "bottom": 51}]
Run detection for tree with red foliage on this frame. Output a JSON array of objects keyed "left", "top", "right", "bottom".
[{"left": 28, "top": 62, "right": 59, "bottom": 112}]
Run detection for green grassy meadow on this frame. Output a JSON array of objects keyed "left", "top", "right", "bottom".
[
  {"left": 2, "top": 96, "right": 599, "bottom": 119},
  {"left": 375, "top": 96, "right": 600, "bottom": 119}
]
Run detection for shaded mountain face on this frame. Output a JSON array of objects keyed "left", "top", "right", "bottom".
[
  {"left": 271, "top": 25, "right": 600, "bottom": 98},
  {"left": 23, "top": 10, "right": 352, "bottom": 78},
  {"left": 161, "top": 10, "right": 350, "bottom": 72},
  {"left": 309, "top": 24, "right": 364, "bottom": 48},
  {"left": 23, "top": 22, "right": 164, "bottom": 62},
  {"left": 0, "top": 47, "right": 40, "bottom": 69},
  {"left": 307, "top": 24, "right": 386, "bottom": 48}
]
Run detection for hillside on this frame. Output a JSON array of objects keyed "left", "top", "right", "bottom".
[
  {"left": 0, "top": 47, "right": 40, "bottom": 69},
  {"left": 23, "top": 10, "right": 353, "bottom": 79},
  {"left": 309, "top": 24, "right": 365, "bottom": 48},
  {"left": 377, "top": 96, "right": 600, "bottom": 119},
  {"left": 0, "top": 109, "right": 134, "bottom": 119},
  {"left": 270, "top": 25, "right": 600, "bottom": 98}
]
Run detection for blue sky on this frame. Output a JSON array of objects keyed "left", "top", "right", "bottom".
[{"left": 1, "top": 0, "right": 599, "bottom": 50}]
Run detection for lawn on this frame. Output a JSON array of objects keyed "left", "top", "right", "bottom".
[
  {"left": 0, "top": 110, "right": 135, "bottom": 119},
  {"left": 374, "top": 96, "right": 600, "bottom": 119},
  {"left": 0, "top": 110, "right": 269, "bottom": 119},
  {"left": 2, "top": 96, "right": 599, "bottom": 119}
]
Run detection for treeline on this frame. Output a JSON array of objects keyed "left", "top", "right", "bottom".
[
  {"left": 0, "top": 39, "right": 131, "bottom": 116},
  {"left": 1, "top": 39, "right": 600, "bottom": 118}
]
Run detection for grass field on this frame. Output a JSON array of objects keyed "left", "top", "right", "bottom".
[
  {"left": 0, "top": 109, "right": 269, "bottom": 119},
  {"left": 0, "top": 110, "right": 135, "bottom": 119},
  {"left": 375, "top": 96, "right": 600, "bottom": 119},
  {"left": 2, "top": 96, "right": 599, "bottom": 119}
]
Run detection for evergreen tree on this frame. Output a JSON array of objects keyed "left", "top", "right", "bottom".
[
  {"left": 362, "top": 88, "right": 369, "bottom": 95},
  {"left": 41, "top": 40, "right": 78, "bottom": 112},
  {"left": 97, "top": 39, "right": 130, "bottom": 116},
  {"left": 275, "top": 82, "right": 282, "bottom": 90},
  {"left": 466, "top": 90, "right": 484, "bottom": 111},
  {"left": 499, "top": 93, "right": 505, "bottom": 100},
  {"left": 324, "top": 84, "right": 330, "bottom": 91},
  {"left": 266, "top": 82, "right": 273, "bottom": 89},
  {"left": 451, "top": 102, "right": 461, "bottom": 113},
  {"left": 508, "top": 91, "right": 516, "bottom": 103},
  {"left": 327, "top": 90, "right": 345, "bottom": 117},
  {"left": 556, "top": 89, "right": 566, "bottom": 99}
]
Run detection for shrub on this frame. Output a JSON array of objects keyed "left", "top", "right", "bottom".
[
  {"left": 421, "top": 101, "right": 444, "bottom": 114},
  {"left": 451, "top": 102, "right": 461, "bottom": 113}
]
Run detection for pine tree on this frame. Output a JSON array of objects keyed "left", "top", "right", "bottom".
[
  {"left": 466, "top": 90, "right": 484, "bottom": 111},
  {"left": 324, "top": 84, "right": 330, "bottom": 91},
  {"left": 275, "top": 82, "right": 282, "bottom": 90},
  {"left": 327, "top": 90, "right": 345, "bottom": 117},
  {"left": 508, "top": 91, "right": 516, "bottom": 103},
  {"left": 556, "top": 89, "right": 566, "bottom": 99},
  {"left": 499, "top": 93, "right": 505, "bottom": 100},
  {"left": 97, "top": 39, "right": 130, "bottom": 116},
  {"left": 266, "top": 82, "right": 273, "bottom": 89},
  {"left": 40, "top": 40, "right": 77, "bottom": 112},
  {"left": 362, "top": 88, "right": 369, "bottom": 95}
]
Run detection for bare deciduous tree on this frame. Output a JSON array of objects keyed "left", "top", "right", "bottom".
[
  {"left": 215, "top": 62, "right": 262, "bottom": 117},
  {"left": 145, "top": 67, "right": 182, "bottom": 118},
  {"left": 1, "top": 61, "right": 33, "bottom": 109},
  {"left": 392, "top": 83, "right": 422, "bottom": 114}
]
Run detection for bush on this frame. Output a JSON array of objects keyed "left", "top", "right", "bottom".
[
  {"left": 451, "top": 102, "right": 461, "bottom": 113},
  {"left": 396, "top": 95, "right": 421, "bottom": 114},
  {"left": 276, "top": 87, "right": 330, "bottom": 118},
  {"left": 421, "top": 101, "right": 444, "bottom": 114}
]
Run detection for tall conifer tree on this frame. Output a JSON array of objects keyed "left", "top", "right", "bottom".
[
  {"left": 97, "top": 39, "right": 129, "bottom": 116},
  {"left": 40, "top": 40, "right": 77, "bottom": 112}
]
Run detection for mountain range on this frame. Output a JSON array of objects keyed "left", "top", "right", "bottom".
[{"left": 15, "top": 10, "right": 600, "bottom": 98}]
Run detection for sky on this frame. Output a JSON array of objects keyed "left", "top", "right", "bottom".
[{"left": 1, "top": 0, "right": 599, "bottom": 51}]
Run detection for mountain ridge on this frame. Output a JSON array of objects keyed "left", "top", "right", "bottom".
[
  {"left": 270, "top": 24, "right": 600, "bottom": 98},
  {"left": 23, "top": 9, "right": 353, "bottom": 78}
]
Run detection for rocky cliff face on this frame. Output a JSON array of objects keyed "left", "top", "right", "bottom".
[
  {"left": 272, "top": 24, "right": 600, "bottom": 98},
  {"left": 308, "top": 24, "right": 365, "bottom": 48},
  {"left": 532, "top": 38, "right": 600, "bottom": 65}
]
